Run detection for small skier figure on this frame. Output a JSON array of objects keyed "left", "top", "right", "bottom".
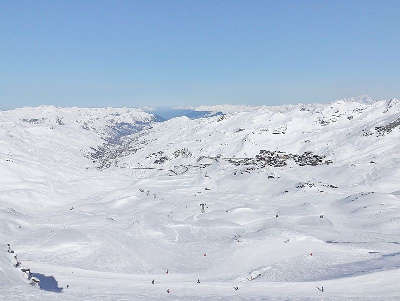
[
  {"left": 197, "top": 278, "right": 200, "bottom": 284},
  {"left": 152, "top": 280, "right": 155, "bottom": 285},
  {"left": 166, "top": 289, "right": 170, "bottom": 294},
  {"left": 233, "top": 286, "right": 239, "bottom": 291},
  {"left": 316, "top": 285, "right": 324, "bottom": 293},
  {"left": 166, "top": 269, "right": 169, "bottom": 274}
]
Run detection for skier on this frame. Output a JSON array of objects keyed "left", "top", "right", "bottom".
[
  {"left": 197, "top": 278, "right": 200, "bottom": 284},
  {"left": 31, "top": 277, "right": 40, "bottom": 286},
  {"left": 316, "top": 285, "right": 324, "bottom": 293},
  {"left": 152, "top": 280, "right": 155, "bottom": 285}
]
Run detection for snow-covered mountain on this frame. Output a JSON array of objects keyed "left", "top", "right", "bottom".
[{"left": 1, "top": 99, "right": 400, "bottom": 300}]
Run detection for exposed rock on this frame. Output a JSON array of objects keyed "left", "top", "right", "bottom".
[{"left": 375, "top": 117, "right": 400, "bottom": 136}]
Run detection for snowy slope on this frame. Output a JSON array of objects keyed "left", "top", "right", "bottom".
[{"left": 0, "top": 100, "right": 400, "bottom": 300}]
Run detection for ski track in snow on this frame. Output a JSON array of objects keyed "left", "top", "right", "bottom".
[{"left": 1, "top": 100, "right": 400, "bottom": 300}]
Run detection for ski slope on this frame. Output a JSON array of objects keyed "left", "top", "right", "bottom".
[{"left": 0, "top": 99, "right": 400, "bottom": 300}]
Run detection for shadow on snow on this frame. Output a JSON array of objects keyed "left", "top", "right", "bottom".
[{"left": 31, "top": 273, "right": 63, "bottom": 293}]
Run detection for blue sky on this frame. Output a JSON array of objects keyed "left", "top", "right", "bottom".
[{"left": 1, "top": 0, "right": 400, "bottom": 108}]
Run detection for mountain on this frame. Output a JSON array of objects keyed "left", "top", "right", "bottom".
[{"left": 1, "top": 99, "right": 400, "bottom": 300}]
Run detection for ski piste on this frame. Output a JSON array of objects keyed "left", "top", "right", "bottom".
[{"left": 1, "top": 98, "right": 400, "bottom": 300}]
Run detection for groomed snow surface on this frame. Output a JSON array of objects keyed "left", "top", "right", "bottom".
[{"left": 1, "top": 99, "right": 400, "bottom": 300}]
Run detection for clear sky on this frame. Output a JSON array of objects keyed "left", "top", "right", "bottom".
[{"left": 1, "top": 0, "right": 400, "bottom": 108}]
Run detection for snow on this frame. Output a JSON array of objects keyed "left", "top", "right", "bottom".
[{"left": 0, "top": 100, "right": 400, "bottom": 300}]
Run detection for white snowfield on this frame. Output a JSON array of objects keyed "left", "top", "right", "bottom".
[{"left": 0, "top": 99, "right": 400, "bottom": 300}]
